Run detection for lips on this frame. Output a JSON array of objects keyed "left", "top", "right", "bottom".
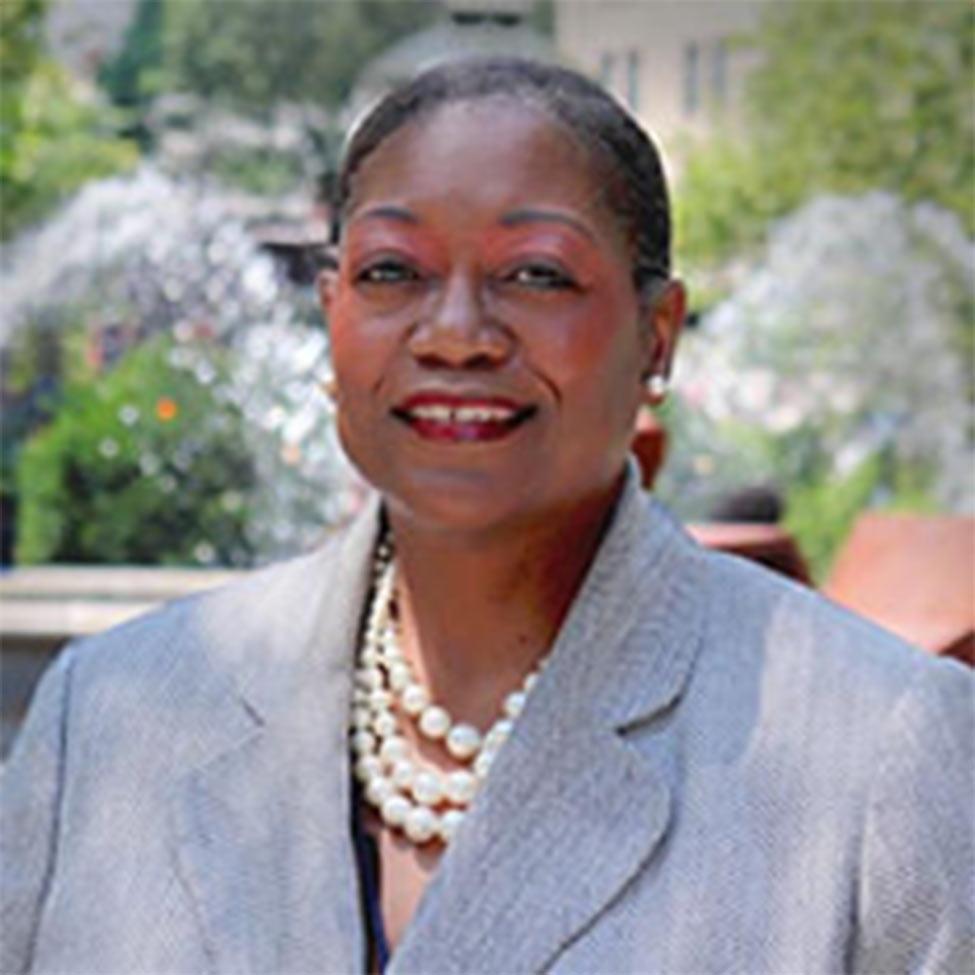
[{"left": 392, "top": 392, "right": 536, "bottom": 444}]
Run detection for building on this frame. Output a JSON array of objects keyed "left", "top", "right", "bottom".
[
  {"left": 553, "top": 0, "right": 764, "bottom": 174},
  {"left": 348, "top": 0, "right": 559, "bottom": 125}
]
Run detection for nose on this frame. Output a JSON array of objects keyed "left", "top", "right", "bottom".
[{"left": 407, "top": 270, "right": 512, "bottom": 369}]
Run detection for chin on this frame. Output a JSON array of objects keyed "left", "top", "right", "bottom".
[{"left": 380, "top": 464, "right": 536, "bottom": 536}]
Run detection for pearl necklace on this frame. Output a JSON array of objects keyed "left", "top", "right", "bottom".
[{"left": 350, "top": 539, "right": 547, "bottom": 846}]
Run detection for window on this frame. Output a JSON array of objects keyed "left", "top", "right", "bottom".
[
  {"left": 711, "top": 38, "right": 728, "bottom": 109},
  {"left": 625, "top": 49, "right": 640, "bottom": 111},
  {"left": 683, "top": 41, "right": 700, "bottom": 116}
]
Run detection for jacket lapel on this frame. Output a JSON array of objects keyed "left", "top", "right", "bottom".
[
  {"left": 390, "top": 478, "right": 706, "bottom": 974},
  {"left": 166, "top": 469, "right": 706, "bottom": 975},
  {"left": 169, "top": 498, "right": 382, "bottom": 974}
]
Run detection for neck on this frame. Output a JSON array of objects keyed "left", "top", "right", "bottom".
[{"left": 384, "top": 474, "right": 627, "bottom": 729}]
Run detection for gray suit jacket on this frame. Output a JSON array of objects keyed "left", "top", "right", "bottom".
[{"left": 2, "top": 477, "right": 973, "bottom": 975}]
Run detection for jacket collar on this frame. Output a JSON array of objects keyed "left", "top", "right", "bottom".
[
  {"left": 169, "top": 467, "right": 706, "bottom": 974},
  {"left": 390, "top": 466, "right": 707, "bottom": 974},
  {"left": 168, "top": 497, "right": 380, "bottom": 974}
]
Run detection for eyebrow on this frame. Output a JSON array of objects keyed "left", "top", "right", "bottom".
[
  {"left": 350, "top": 204, "right": 596, "bottom": 241},
  {"left": 350, "top": 204, "right": 419, "bottom": 226},
  {"left": 500, "top": 208, "right": 596, "bottom": 242}
]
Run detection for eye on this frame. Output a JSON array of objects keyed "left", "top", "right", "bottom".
[
  {"left": 504, "top": 262, "right": 578, "bottom": 291},
  {"left": 355, "top": 258, "right": 422, "bottom": 285}
]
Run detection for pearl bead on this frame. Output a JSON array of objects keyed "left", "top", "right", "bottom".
[
  {"left": 381, "top": 641, "right": 404, "bottom": 663},
  {"left": 365, "top": 775, "right": 394, "bottom": 806},
  {"left": 372, "top": 710, "right": 397, "bottom": 738},
  {"left": 352, "top": 729, "right": 375, "bottom": 755},
  {"left": 401, "top": 683, "right": 429, "bottom": 716},
  {"left": 356, "top": 667, "right": 383, "bottom": 691},
  {"left": 418, "top": 705, "right": 450, "bottom": 740},
  {"left": 355, "top": 754, "right": 382, "bottom": 782},
  {"left": 391, "top": 759, "right": 415, "bottom": 789},
  {"left": 361, "top": 646, "right": 380, "bottom": 667},
  {"left": 484, "top": 718, "right": 513, "bottom": 751},
  {"left": 379, "top": 735, "right": 409, "bottom": 766},
  {"left": 439, "top": 809, "right": 465, "bottom": 842},
  {"left": 353, "top": 547, "right": 553, "bottom": 848},
  {"left": 388, "top": 661, "right": 412, "bottom": 692},
  {"left": 444, "top": 769, "right": 477, "bottom": 805},
  {"left": 380, "top": 794, "right": 411, "bottom": 828},
  {"left": 473, "top": 751, "right": 494, "bottom": 779},
  {"left": 502, "top": 690, "right": 526, "bottom": 718},
  {"left": 351, "top": 706, "right": 372, "bottom": 730},
  {"left": 446, "top": 723, "right": 482, "bottom": 760},
  {"left": 411, "top": 770, "right": 445, "bottom": 806},
  {"left": 404, "top": 806, "right": 439, "bottom": 844}
]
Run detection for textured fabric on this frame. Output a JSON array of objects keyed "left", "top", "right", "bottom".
[{"left": 2, "top": 473, "right": 973, "bottom": 975}]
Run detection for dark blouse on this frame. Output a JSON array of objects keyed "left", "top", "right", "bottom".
[{"left": 351, "top": 781, "right": 391, "bottom": 974}]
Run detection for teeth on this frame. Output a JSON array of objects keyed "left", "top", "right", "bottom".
[
  {"left": 409, "top": 404, "right": 517, "bottom": 423},
  {"left": 410, "top": 404, "right": 454, "bottom": 422},
  {"left": 455, "top": 406, "right": 515, "bottom": 422}
]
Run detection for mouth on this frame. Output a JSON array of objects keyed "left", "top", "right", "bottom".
[{"left": 392, "top": 392, "right": 537, "bottom": 444}]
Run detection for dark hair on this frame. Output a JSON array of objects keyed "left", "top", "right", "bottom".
[{"left": 332, "top": 56, "right": 672, "bottom": 294}]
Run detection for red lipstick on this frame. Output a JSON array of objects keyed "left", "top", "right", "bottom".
[{"left": 392, "top": 392, "right": 535, "bottom": 444}]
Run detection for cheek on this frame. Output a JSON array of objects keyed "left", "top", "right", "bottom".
[
  {"left": 327, "top": 291, "right": 392, "bottom": 387},
  {"left": 523, "top": 297, "right": 645, "bottom": 392}
]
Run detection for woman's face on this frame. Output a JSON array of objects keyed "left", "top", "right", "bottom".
[{"left": 321, "top": 99, "right": 683, "bottom": 536}]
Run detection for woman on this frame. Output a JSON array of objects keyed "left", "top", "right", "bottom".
[{"left": 2, "top": 58, "right": 972, "bottom": 975}]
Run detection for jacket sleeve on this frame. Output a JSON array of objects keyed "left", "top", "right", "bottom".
[
  {"left": 851, "top": 658, "right": 975, "bottom": 975},
  {"left": 1, "top": 647, "right": 76, "bottom": 975}
]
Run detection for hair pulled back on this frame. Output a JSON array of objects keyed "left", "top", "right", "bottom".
[{"left": 333, "top": 57, "right": 672, "bottom": 294}]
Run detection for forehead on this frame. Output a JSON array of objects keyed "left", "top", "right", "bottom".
[{"left": 347, "top": 98, "right": 615, "bottom": 226}]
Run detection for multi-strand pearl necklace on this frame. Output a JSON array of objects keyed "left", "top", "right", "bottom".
[{"left": 350, "top": 538, "right": 547, "bottom": 846}]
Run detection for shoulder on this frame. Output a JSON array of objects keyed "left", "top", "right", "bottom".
[
  {"left": 65, "top": 535, "right": 341, "bottom": 686},
  {"left": 640, "top": 508, "right": 973, "bottom": 969},
  {"left": 649, "top": 517, "right": 973, "bottom": 792},
  {"left": 32, "top": 529, "right": 355, "bottom": 769},
  {"left": 690, "top": 536, "right": 969, "bottom": 703},
  {"left": 627, "top": 495, "right": 972, "bottom": 723}
]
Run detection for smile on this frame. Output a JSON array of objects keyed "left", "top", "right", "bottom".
[{"left": 392, "top": 394, "right": 536, "bottom": 444}]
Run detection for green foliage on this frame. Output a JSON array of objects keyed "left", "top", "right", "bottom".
[
  {"left": 163, "top": 0, "right": 439, "bottom": 114},
  {"left": 675, "top": 0, "right": 974, "bottom": 266},
  {"left": 99, "top": 0, "right": 165, "bottom": 116},
  {"left": 0, "top": 0, "right": 45, "bottom": 82},
  {"left": 0, "top": 319, "right": 88, "bottom": 508},
  {"left": 784, "top": 455, "right": 937, "bottom": 581},
  {"left": 209, "top": 144, "right": 309, "bottom": 196},
  {"left": 528, "top": 0, "right": 554, "bottom": 35},
  {"left": 673, "top": 138, "right": 781, "bottom": 273},
  {"left": 16, "top": 338, "right": 257, "bottom": 566},
  {"left": 0, "top": 0, "right": 137, "bottom": 239}
]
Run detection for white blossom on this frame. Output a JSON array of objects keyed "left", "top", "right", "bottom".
[
  {"left": 671, "top": 192, "right": 973, "bottom": 514},
  {"left": 0, "top": 167, "right": 359, "bottom": 562}
]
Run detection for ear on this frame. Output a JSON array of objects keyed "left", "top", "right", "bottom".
[
  {"left": 315, "top": 249, "right": 340, "bottom": 318},
  {"left": 640, "top": 278, "right": 686, "bottom": 405}
]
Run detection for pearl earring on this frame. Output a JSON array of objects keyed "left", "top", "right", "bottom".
[
  {"left": 318, "top": 370, "right": 338, "bottom": 402},
  {"left": 646, "top": 374, "right": 669, "bottom": 401}
]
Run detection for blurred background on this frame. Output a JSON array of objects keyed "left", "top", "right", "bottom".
[{"left": 1, "top": 0, "right": 972, "bottom": 743}]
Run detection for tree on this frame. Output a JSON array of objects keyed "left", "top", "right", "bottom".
[
  {"left": 16, "top": 337, "right": 258, "bottom": 566},
  {"left": 666, "top": 193, "right": 972, "bottom": 576},
  {"left": 0, "top": 0, "right": 137, "bottom": 240},
  {"left": 675, "top": 0, "right": 974, "bottom": 266},
  {"left": 99, "top": 0, "right": 165, "bottom": 118},
  {"left": 162, "top": 0, "right": 439, "bottom": 115}
]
